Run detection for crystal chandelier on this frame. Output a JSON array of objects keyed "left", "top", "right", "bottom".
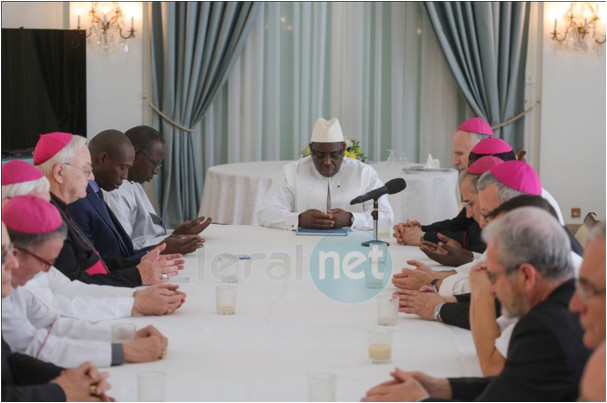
[
  {"left": 77, "top": 2, "right": 135, "bottom": 53},
  {"left": 550, "top": 2, "right": 606, "bottom": 54}
]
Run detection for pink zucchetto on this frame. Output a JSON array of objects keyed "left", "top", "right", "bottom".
[
  {"left": 1, "top": 160, "right": 44, "bottom": 185},
  {"left": 458, "top": 117, "right": 493, "bottom": 136},
  {"left": 467, "top": 156, "right": 504, "bottom": 175},
  {"left": 490, "top": 160, "right": 542, "bottom": 196},
  {"left": 471, "top": 137, "right": 512, "bottom": 154},
  {"left": 33, "top": 132, "right": 73, "bottom": 165},
  {"left": 2, "top": 194, "right": 62, "bottom": 234}
]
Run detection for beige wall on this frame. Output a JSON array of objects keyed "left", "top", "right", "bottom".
[{"left": 539, "top": 3, "right": 606, "bottom": 224}]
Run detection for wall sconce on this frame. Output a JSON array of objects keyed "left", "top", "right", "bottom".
[
  {"left": 550, "top": 2, "right": 606, "bottom": 54},
  {"left": 76, "top": 2, "right": 135, "bottom": 53}
]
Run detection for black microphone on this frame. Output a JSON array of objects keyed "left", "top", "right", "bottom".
[{"left": 350, "top": 178, "right": 406, "bottom": 205}]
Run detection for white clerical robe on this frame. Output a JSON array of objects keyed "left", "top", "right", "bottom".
[
  {"left": 257, "top": 157, "right": 394, "bottom": 230},
  {"left": 24, "top": 267, "right": 135, "bottom": 321},
  {"left": 103, "top": 180, "right": 168, "bottom": 249},
  {"left": 2, "top": 286, "right": 113, "bottom": 368}
]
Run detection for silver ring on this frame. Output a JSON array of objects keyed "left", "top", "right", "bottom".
[{"left": 161, "top": 273, "right": 168, "bottom": 280}]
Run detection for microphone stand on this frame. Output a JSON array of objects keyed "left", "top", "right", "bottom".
[{"left": 361, "top": 198, "right": 388, "bottom": 247}]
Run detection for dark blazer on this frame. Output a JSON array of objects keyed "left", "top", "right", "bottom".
[
  {"left": 421, "top": 208, "right": 485, "bottom": 253},
  {"left": 66, "top": 183, "right": 150, "bottom": 259},
  {"left": 439, "top": 294, "right": 501, "bottom": 330},
  {"left": 447, "top": 279, "right": 591, "bottom": 401},
  {"left": 2, "top": 338, "right": 66, "bottom": 401},
  {"left": 51, "top": 194, "right": 142, "bottom": 287}
]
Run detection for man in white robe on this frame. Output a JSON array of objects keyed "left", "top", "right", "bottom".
[
  {"left": 257, "top": 118, "right": 394, "bottom": 230},
  {"left": 1, "top": 195, "right": 168, "bottom": 368}
]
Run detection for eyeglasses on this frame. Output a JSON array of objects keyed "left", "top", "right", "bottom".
[
  {"left": 311, "top": 150, "right": 343, "bottom": 161},
  {"left": 462, "top": 200, "right": 473, "bottom": 209},
  {"left": 62, "top": 162, "right": 93, "bottom": 177},
  {"left": 575, "top": 278, "right": 606, "bottom": 300},
  {"left": 15, "top": 246, "right": 55, "bottom": 269},
  {"left": 486, "top": 264, "right": 519, "bottom": 284},
  {"left": 1, "top": 243, "right": 14, "bottom": 265},
  {"left": 138, "top": 150, "right": 163, "bottom": 169}
]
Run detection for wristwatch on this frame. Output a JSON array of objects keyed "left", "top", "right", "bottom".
[
  {"left": 430, "top": 278, "right": 440, "bottom": 292},
  {"left": 433, "top": 301, "right": 446, "bottom": 322}
]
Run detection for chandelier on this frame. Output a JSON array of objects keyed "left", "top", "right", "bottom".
[
  {"left": 550, "top": 2, "right": 606, "bottom": 54},
  {"left": 77, "top": 2, "right": 135, "bottom": 53}
]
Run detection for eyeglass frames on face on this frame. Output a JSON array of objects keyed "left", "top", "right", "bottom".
[
  {"left": 15, "top": 246, "right": 55, "bottom": 269},
  {"left": 486, "top": 264, "right": 519, "bottom": 284},
  {"left": 138, "top": 150, "right": 163, "bottom": 169},
  {"left": 62, "top": 163, "right": 93, "bottom": 177},
  {"left": 575, "top": 278, "right": 606, "bottom": 300}
]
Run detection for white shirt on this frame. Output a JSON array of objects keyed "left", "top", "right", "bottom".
[
  {"left": 541, "top": 187, "right": 564, "bottom": 225},
  {"left": 495, "top": 315, "right": 519, "bottom": 357},
  {"left": 257, "top": 157, "right": 394, "bottom": 230},
  {"left": 104, "top": 180, "right": 168, "bottom": 249},
  {"left": 439, "top": 251, "right": 581, "bottom": 297},
  {"left": 24, "top": 266, "right": 135, "bottom": 321},
  {"left": 2, "top": 286, "right": 113, "bottom": 368}
]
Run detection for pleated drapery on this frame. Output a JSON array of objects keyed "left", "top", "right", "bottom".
[
  {"left": 150, "top": 2, "right": 260, "bottom": 226},
  {"left": 424, "top": 2, "right": 531, "bottom": 147}
]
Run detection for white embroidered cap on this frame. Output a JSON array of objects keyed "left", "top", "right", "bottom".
[{"left": 310, "top": 118, "right": 344, "bottom": 143}]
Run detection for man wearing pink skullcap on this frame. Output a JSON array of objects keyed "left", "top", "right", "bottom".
[
  {"left": 394, "top": 121, "right": 505, "bottom": 254},
  {"left": 1, "top": 160, "right": 50, "bottom": 201},
  {"left": 33, "top": 132, "right": 185, "bottom": 288},
  {"left": 467, "top": 138, "right": 516, "bottom": 166},
  {"left": 2, "top": 195, "right": 169, "bottom": 369},
  {"left": 452, "top": 117, "right": 494, "bottom": 171},
  {"left": 393, "top": 159, "right": 570, "bottom": 297},
  {"left": 1, "top": 220, "right": 113, "bottom": 402},
  {"left": 417, "top": 156, "right": 506, "bottom": 267},
  {"left": 1, "top": 160, "right": 187, "bottom": 322},
  {"left": 477, "top": 160, "right": 563, "bottom": 226}
]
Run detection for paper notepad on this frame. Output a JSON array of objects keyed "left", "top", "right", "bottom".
[{"left": 296, "top": 227, "right": 349, "bottom": 236}]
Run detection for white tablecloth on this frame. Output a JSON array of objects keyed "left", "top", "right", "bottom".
[
  {"left": 103, "top": 224, "right": 480, "bottom": 401},
  {"left": 199, "top": 161, "right": 459, "bottom": 226}
]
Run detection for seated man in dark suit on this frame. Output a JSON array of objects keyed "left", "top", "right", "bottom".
[
  {"left": 67, "top": 130, "right": 204, "bottom": 258},
  {"left": 67, "top": 130, "right": 152, "bottom": 259},
  {"left": 363, "top": 207, "right": 591, "bottom": 402},
  {"left": 1, "top": 221, "right": 112, "bottom": 402}
]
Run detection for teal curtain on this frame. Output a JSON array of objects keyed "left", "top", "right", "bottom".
[
  {"left": 424, "top": 2, "right": 530, "bottom": 148},
  {"left": 150, "top": 2, "right": 260, "bottom": 226}
]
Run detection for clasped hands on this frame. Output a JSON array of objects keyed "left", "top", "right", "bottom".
[{"left": 298, "top": 209, "right": 353, "bottom": 229}]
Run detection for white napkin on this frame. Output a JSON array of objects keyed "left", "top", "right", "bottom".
[{"left": 425, "top": 154, "right": 440, "bottom": 168}]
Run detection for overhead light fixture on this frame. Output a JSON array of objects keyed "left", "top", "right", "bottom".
[
  {"left": 551, "top": 2, "right": 606, "bottom": 54},
  {"left": 76, "top": 2, "right": 135, "bottom": 53}
]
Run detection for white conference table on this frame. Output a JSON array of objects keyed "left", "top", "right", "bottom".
[
  {"left": 199, "top": 161, "right": 459, "bottom": 227},
  {"left": 103, "top": 224, "right": 481, "bottom": 401}
]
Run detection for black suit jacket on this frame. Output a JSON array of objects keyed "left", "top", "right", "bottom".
[
  {"left": 51, "top": 194, "right": 142, "bottom": 287},
  {"left": 447, "top": 279, "right": 591, "bottom": 401},
  {"left": 421, "top": 208, "right": 485, "bottom": 253},
  {"left": 2, "top": 338, "right": 66, "bottom": 401},
  {"left": 66, "top": 183, "right": 150, "bottom": 259}
]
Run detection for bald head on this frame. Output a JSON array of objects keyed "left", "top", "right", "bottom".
[
  {"left": 89, "top": 130, "right": 133, "bottom": 158},
  {"left": 89, "top": 130, "right": 135, "bottom": 191}
]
